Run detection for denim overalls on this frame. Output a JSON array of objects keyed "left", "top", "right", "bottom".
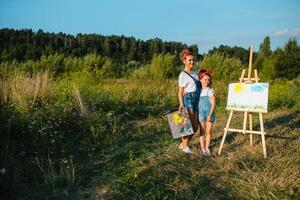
[
  {"left": 182, "top": 71, "right": 201, "bottom": 113},
  {"left": 198, "top": 88, "right": 215, "bottom": 123}
]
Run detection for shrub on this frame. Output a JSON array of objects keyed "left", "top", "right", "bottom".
[
  {"left": 268, "top": 79, "right": 300, "bottom": 110},
  {"left": 150, "top": 54, "right": 179, "bottom": 79},
  {"left": 199, "top": 53, "right": 245, "bottom": 81}
]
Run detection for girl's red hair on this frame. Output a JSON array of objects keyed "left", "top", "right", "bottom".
[{"left": 199, "top": 69, "right": 213, "bottom": 80}]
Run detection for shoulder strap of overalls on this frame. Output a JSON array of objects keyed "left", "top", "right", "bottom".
[{"left": 182, "top": 70, "right": 199, "bottom": 83}]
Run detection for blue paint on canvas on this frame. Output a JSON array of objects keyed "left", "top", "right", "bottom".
[{"left": 250, "top": 83, "right": 269, "bottom": 92}]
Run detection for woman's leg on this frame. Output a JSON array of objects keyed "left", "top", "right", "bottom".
[
  {"left": 205, "top": 122, "right": 213, "bottom": 150},
  {"left": 181, "top": 109, "right": 197, "bottom": 147},
  {"left": 181, "top": 135, "right": 189, "bottom": 148},
  {"left": 187, "top": 109, "right": 198, "bottom": 132}
]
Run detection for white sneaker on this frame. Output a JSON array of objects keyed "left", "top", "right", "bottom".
[
  {"left": 179, "top": 144, "right": 193, "bottom": 154},
  {"left": 201, "top": 149, "right": 207, "bottom": 156},
  {"left": 206, "top": 149, "right": 211, "bottom": 156}
]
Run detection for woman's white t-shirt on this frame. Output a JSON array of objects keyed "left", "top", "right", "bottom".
[{"left": 178, "top": 71, "right": 199, "bottom": 93}]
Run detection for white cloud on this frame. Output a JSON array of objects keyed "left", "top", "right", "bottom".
[
  {"left": 273, "top": 29, "right": 288, "bottom": 36},
  {"left": 273, "top": 28, "right": 300, "bottom": 37}
]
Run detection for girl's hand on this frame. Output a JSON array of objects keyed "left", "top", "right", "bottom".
[{"left": 207, "top": 115, "right": 212, "bottom": 122}]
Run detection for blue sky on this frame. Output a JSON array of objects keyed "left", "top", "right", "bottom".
[{"left": 1, "top": 0, "right": 300, "bottom": 53}]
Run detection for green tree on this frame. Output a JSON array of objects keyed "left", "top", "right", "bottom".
[
  {"left": 208, "top": 45, "right": 251, "bottom": 64},
  {"left": 274, "top": 39, "right": 300, "bottom": 79},
  {"left": 259, "top": 36, "right": 271, "bottom": 57},
  {"left": 254, "top": 36, "right": 275, "bottom": 80},
  {"left": 200, "top": 53, "right": 244, "bottom": 81},
  {"left": 150, "top": 54, "right": 178, "bottom": 79}
]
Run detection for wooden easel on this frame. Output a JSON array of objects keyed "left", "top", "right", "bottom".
[{"left": 218, "top": 45, "right": 267, "bottom": 158}]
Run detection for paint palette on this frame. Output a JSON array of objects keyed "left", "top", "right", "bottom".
[{"left": 166, "top": 108, "right": 194, "bottom": 139}]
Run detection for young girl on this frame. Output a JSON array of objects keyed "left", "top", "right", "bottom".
[
  {"left": 178, "top": 49, "right": 201, "bottom": 154},
  {"left": 198, "top": 69, "right": 216, "bottom": 156}
]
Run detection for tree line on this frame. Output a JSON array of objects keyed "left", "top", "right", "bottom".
[
  {"left": 205, "top": 37, "right": 300, "bottom": 80},
  {"left": 0, "top": 28, "right": 198, "bottom": 64},
  {"left": 0, "top": 28, "right": 299, "bottom": 80}
]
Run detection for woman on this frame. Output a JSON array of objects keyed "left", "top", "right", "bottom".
[{"left": 178, "top": 49, "right": 201, "bottom": 154}]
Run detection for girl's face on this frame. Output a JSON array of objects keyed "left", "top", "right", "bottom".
[
  {"left": 200, "top": 75, "right": 211, "bottom": 87},
  {"left": 183, "top": 55, "right": 194, "bottom": 69}
]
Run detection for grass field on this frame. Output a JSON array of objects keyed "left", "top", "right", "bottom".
[
  {"left": 0, "top": 71, "right": 299, "bottom": 199},
  {"left": 73, "top": 93, "right": 300, "bottom": 200}
]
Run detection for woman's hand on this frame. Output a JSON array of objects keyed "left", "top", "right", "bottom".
[{"left": 178, "top": 104, "right": 184, "bottom": 111}]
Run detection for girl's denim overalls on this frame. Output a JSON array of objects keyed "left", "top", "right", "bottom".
[{"left": 198, "top": 88, "right": 215, "bottom": 123}]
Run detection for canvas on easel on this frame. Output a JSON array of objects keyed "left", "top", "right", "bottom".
[
  {"left": 166, "top": 108, "right": 194, "bottom": 139},
  {"left": 218, "top": 45, "right": 269, "bottom": 158},
  {"left": 226, "top": 82, "right": 269, "bottom": 113}
]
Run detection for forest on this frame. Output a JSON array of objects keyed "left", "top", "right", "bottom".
[{"left": 1, "top": 28, "right": 299, "bottom": 80}]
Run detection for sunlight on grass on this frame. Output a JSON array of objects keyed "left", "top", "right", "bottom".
[{"left": 0, "top": 70, "right": 299, "bottom": 199}]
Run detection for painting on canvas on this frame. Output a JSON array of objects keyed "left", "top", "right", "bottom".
[
  {"left": 166, "top": 108, "right": 194, "bottom": 139},
  {"left": 226, "top": 83, "right": 269, "bottom": 113}
]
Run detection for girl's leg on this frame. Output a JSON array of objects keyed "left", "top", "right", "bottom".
[
  {"left": 199, "top": 122, "right": 206, "bottom": 151},
  {"left": 205, "top": 122, "right": 213, "bottom": 150}
]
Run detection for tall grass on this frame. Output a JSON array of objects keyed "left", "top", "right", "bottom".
[
  {"left": 0, "top": 68, "right": 299, "bottom": 199},
  {"left": 73, "top": 85, "right": 88, "bottom": 117},
  {"left": 0, "top": 70, "right": 52, "bottom": 110}
]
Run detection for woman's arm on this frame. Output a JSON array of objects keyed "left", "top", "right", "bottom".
[{"left": 178, "top": 87, "right": 184, "bottom": 110}]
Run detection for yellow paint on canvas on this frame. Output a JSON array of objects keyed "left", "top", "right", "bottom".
[
  {"left": 234, "top": 83, "right": 245, "bottom": 93},
  {"left": 173, "top": 113, "right": 181, "bottom": 124}
]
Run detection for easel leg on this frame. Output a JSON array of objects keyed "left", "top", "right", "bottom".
[
  {"left": 259, "top": 113, "right": 267, "bottom": 158},
  {"left": 249, "top": 113, "right": 253, "bottom": 147},
  {"left": 218, "top": 110, "right": 234, "bottom": 155},
  {"left": 243, "top": 112, "right": 248, "bottom": 134}
]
